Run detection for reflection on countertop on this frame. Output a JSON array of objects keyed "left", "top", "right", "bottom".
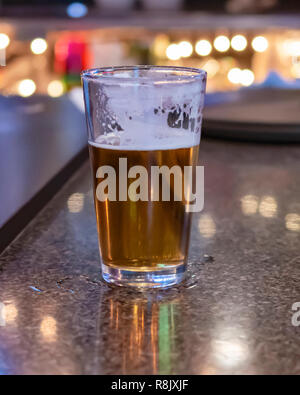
[{"left": 0, "top": 138, "right": 299, "bottom": 374}]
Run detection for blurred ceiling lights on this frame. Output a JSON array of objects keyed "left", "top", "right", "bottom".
[
  {"left": 178, "top": 41, "right": 193, "bottom": 58},
  {"left": 231, "top": 34, "right": 247, "bottom": 51},
  {"left": 47, "top": 80, "right": 64, "bottom": 98},
  {"left": 3, "top": 27, "right": 291, "bottom": 97},
  {"left": 195, "top": 40, "right": 212, "bottom": 56},
  {"left": 18, "top": 79, "right": 36, "bottom": 97},
  {"left": 251, "top": 36, "right": 269, "bottom": 52},
  {"left": 31, "top": 38, "right": 48, "bottom": 55},
  {"left": 67, "top": 2, "right": 88, "bottom": 18},
  {"left": 240, "top": 69, "right": 255, "bottom": 86},
  {"left": 227, "top": 67, "right": 242, "bottom": 84},
  {"left": 166, "top": 43, "right": 181, "bottom": 60},
  {"left": 0, "top": 33, "right": 10, "bottom": 50},
  {"left": 214, "top": 35, "right": 230, "bottom": 52},
  {"left": 164, "top": 33, "right": 262, "bottom": 61},
  {"left": 227, "top": 68, "right": 255, "bottom": 86}
]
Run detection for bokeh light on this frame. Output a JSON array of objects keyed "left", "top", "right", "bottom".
[
  {"left": 251, "top": 36, "right": 269, "bottom": 53},
  {"left": 195, "top": 39, "right": 212, "bottom": 56},
  {"left": 47, "top": 80, "right": 64, "bottom": 97},
  {"left": 30, "top": 38, "right": 48, "bottom": 55},
  {"left": 214, "top": 35, "right": 230, "bottom": 52},
  {"left": 0, "top": 33, "right": 10, "bottom": 50},
  {"left": 240, "top": 69, "right": 255, "bottom": 86},
  {"left": 18, "top": 79, "right": 36, "bottom": 97},
  {"left": 227, "top": 68, "right": 242, "bottom": 84},
  {"left": 202, "top": 59, "right": 220, "bottom": 78},
  {"left": 67, "top": 2, "right": 88, "bottom": 18},
  {"left": 178, "top": 41, "right": 193, "bottom": 57},
  {"left": 231, "top": 34, "right": 247, "bottom": 51},
  {"left": 166, "top": 43, "right": 181, "bottom": 60}
]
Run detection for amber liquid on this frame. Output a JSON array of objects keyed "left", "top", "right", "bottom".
[{"left": 89, "top": 143, "right": 199, "bottom": 271}]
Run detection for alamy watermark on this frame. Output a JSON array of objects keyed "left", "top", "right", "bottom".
[
  {"left": 95, "top": 159, "right": 204, "bottom": 212},
  {"left": 291, "top": 302, "right": 300, "bottom": 327}
]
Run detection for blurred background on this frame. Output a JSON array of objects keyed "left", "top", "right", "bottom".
[
  {"left": 1, "top": 0, "right": 300, "bottom": 249},
  {"left": 1, "top": 0, "right": 300, "bottom": 95}
]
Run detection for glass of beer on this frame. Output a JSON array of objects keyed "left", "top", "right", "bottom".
[{"left": 81, "top": 66, "right": 206, "bottom": 288}]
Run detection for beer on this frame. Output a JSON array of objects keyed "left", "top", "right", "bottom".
[
  {"left": 81, "top": 65, "right": 206, "bottom": 287},
  {"left": 89, "top": 140, "right": 199, "bottom": 271}
]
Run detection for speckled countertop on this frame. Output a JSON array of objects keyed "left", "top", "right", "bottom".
[{"left": 0, "top": 139, "right": 299, "bottom": 375}]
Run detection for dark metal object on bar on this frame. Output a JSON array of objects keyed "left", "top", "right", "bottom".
[{"left": 203, "top": 89, "right": 300, "bottom": 142}]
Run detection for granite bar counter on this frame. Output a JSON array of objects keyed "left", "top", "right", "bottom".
[{"left": 0, "top": 139, "right": 299, "bottom": 375}]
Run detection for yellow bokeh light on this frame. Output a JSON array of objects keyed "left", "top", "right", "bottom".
[
  {"left": 40, "top": 316, "right": 57, "bottom": 342},
  {"left": 30, "top": 38, "right": 48, "bottom": 55},
  {"left": 0, "top": 33, "right": 10, "bottom": 50},
  {"left": 18, "top": 79, "right": 36, "bottom": 97},
  {"left": 202, "top": 59, "right": 220, "bottom": 78},
  {"left": 259, "top": 196, "right": 277, "bottom": 218},
  {"left": 251, "top": 36, "right": 269, "bottom": 53},
  {"left": 231, "top": 34, "right": 247, "bottom": 51},
  {"left": 285, "top": 213, "right": 300, "bottom": 232},
  {"left": 241, "top": 194, "right": 258, "bottom": 215},
  {"left": 47, "top": 80, "right": 64, "bottom": 97},
  {"left": 240, "top": 69, "right": 255, "bottom": 86},
  {"left": 227, "top": 68, "right": 242, "bottom": 84},
  {"left": 195, "top": 39, "right": 212, "bottom": 56},
  {"left": 214, "top": 35, "right": 230, "bottom": 52},
  {"left": 198, "top": 214, "right": 216, "bottom": 238},
  {"left": 178, "top": 41, "right": 193, "bottom": 57},
  {"left": 166, "top": 43, "right": 181, "bottom": 61}
]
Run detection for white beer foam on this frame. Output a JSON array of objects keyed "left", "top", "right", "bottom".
[
  {"left": 89, "top": 130, "right": 198, "bottom": 151},
  {"left": 82, "top": 71, "right": 205, "bottom": 150}
]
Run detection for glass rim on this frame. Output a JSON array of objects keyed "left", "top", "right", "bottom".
[{"left": 81, "top": 65, "right": 207, "bottom": 85}]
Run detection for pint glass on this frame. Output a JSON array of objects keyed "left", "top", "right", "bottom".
[{"left": 81, "top": 66, "right": 206, "bottom": 288}]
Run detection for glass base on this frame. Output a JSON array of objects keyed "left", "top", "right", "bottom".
[{"left": 101, "top": 262, "right": 185, "bottom": 288}]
